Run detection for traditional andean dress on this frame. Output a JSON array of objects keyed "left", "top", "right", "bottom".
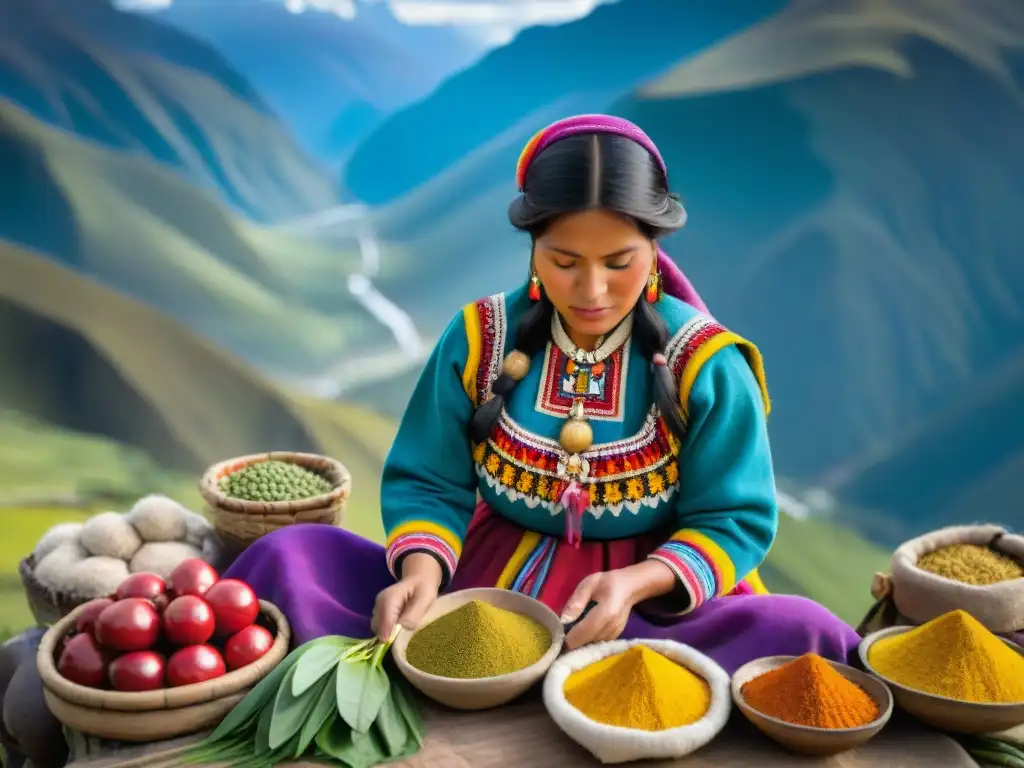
[{"left": 225, "top": 287, "right": 861, "bottom": 673}]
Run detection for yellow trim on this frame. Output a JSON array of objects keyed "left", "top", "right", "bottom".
[
  {"left": 743, "top": 567, "right": 770, "bottom": 595},
  {"left": 678, "top": 332, "right": 771, "bottom": 420},
  {"left": 671, "top": 529, "right": 738, "bottom": 595},
  {"left": 461, "top": 303, "right": 483, "bottom": 405},
  {"left": 386, "top": 521, "right": 463, "bottom": 558},
  {"left": 495, "top": 531, "right": 543, "bottom": 589}
]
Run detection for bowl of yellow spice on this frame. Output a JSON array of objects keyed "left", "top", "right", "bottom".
[
  {"left": 860, "top": 609, "right": 1024, "bottom": 734},
  {"left": 731, "top": 653, "right": 893, "bottom": 756},
  {"left": 542, "top": 639, "right": 731, "bottom": 764},
  {"left": 391, "top": 588, "right": 564, "bottom": 711}
]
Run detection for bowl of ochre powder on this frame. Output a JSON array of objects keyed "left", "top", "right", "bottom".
[{"left": 391, "top": 588, "right": 565, "bottom": 710}]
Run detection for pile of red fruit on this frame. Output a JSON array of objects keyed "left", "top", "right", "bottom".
[{"left": 56, "top": 558, "right": 274, "bottom": 692}]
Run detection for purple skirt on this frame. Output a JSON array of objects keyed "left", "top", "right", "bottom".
[{"left": 224, "top": 523, "right": 862, "bottom": 675}]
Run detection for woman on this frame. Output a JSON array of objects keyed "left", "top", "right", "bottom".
[{"left": 225, "top": 114, "right": 861, "bottom": 674}]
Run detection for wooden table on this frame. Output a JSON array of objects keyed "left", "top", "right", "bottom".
[{"left": 66, "top": 696, "right": 979, "bottom": 768}]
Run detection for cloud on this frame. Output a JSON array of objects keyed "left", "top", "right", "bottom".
[
  {"left": 387, "top": 0, "right": 604, "bottom": 26},
  {"left": 114, "top": 0, "right": 614, "bottom": 47}
]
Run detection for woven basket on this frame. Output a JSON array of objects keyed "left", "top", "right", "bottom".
[
  {"left": 199, "top": 451, "right": 351, "bottom": 552},
  {"left": 36, "top": 599, "right": 290, "bottom": 742},
  {"left": 19, "top": 554, "right": 96, "bottom": 627}
]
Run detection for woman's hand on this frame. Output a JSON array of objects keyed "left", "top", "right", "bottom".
[
  {"left": 560, "top": 560, "right": 677, "bottom": 650},
  {"left": 371, "top": 553, "right": 443, "bottom": 642}
]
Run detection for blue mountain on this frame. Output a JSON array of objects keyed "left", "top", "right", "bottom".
[
  {"left": 0, "top": 0, "right": 338, "bottom": 220},
  {"left": 343, "top": 0, "right": 788, "bottom": 204},
  {"left": 154, "top": 0, "right": 489, "bottom": 166}
]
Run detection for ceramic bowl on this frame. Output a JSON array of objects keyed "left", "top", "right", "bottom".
[
  {"left": 731, "top": 655, "right": 893, "bottom": 756},
  {"left": 859, "top": 627, "right": 1024, "bottom": 734},
  {"left": 391, "top": 587, "right": 565, "bottom": 711}
]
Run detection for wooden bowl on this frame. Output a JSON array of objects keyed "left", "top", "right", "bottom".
[
  {"left": 36, "top": 599, "right": 291, "bottom": 741},
  {"left": 199, "top": 451, "right": 351, "bottom": 551},
  {"left": 860, "top": 627, "right": 1024, "bottom": 734},
  {"left": 731, "top": 655, "right": 893, "bottom": 756},
  {"left": 391, "top": 588, "right": 565, "bottom": 711}
]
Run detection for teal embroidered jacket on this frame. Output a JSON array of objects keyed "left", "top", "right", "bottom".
[{"left": 381, "top": 286, "right": 778, "bottom": 613}]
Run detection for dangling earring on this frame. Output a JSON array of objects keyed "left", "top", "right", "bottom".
[
  {"left": 645, "top": 271, "right": 661, "bottom": 303},
  {"left": 528, "top": 270, "right": 542, "bottom": 302}
]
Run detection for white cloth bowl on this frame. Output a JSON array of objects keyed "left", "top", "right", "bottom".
[{"left": 543, "top": 638, "right": 731, "bottom": 764}]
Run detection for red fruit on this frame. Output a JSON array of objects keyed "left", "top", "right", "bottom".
[
  {"left": 166, "top": 645, "right": 226, "bottom": 687},
  {"left": 58, "top": 633, "right": 107, "bottom": 688},
  {"left": 167, "top": 558, "right": 218, "bottom": 598},
  {"left": 204, "top": 579, "right": 259, "bottom": 636},
  {"left": 109, "top": 651, "right": 165, "bottom": 692},
  {"left": 115, "top": 572, "right": 166, "bottom": 601},
  {"left": 224, "top": 625, "right": 273, "bottom": 671},
  {"left": 75, "top": 598, "right": 115, "bottom": 636},
  {"left": 94, "top": 598, "right": 161, "bottom": 651},
  {"left": 163, "top": 595, "right": 215, "bottom": 646}
]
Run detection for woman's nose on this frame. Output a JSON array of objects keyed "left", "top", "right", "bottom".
[{"left": 576, "top": 269, "right": 607, "bottom": 302}]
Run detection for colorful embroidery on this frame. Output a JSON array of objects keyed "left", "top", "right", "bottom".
[
  {"left": 666, "top": 314, "right": 726, "bottom": 384},
  {"left": 647, "top": 540, "right": 718, "bottom": 612},
  {"left": 475, "top": 408, "right": 679, "bottom": 518},
  {"left": 472, "top": 294, "right": 508, "bottom": 405},
  {"left": 534, "top": 343, "right": 628, "bottom": 421},
  {"left": 385, "top": 532, "right": 458, "bottom": 582}
]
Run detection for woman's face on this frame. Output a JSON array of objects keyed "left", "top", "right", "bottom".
[{"left": 533, "top": 209, "right": 655, "bottom": 345}]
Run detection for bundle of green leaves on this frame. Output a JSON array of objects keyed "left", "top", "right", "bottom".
[{"left": 185, "top": 633, "right": 424, "bottom": 767}]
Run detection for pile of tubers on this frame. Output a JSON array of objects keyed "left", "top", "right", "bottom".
[{"left": 31, "top": 494, "right": 215, "bottom": 599}]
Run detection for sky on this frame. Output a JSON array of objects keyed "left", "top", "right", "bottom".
[{"left": 116, "top": 0, "right": 617, "bottom": 47}]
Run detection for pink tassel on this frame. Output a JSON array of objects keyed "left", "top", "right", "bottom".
[{"left": 560, "top": 480, "right": 590, "bottom": 548}]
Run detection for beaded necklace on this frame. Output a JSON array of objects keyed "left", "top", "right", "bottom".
[{"left": 498, "top": 313, "right": 634, "bottom": 546}]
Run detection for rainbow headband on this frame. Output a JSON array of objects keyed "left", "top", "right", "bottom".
[{"left": 515, "top": 114, "right": 668, "bottom": 191}]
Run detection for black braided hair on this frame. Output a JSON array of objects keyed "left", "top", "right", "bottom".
[{"left": 468, "top": 133, "right": 689, "bottom": 444}]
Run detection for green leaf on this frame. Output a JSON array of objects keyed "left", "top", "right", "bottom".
[
  {"left": 316, "top": 716, "right": 386, "bottom": 768},
  {"left": 292, "top": 641, "right": 345, "bottom": 697},
  {"left": 268, "top": 663, "right": 328, "bottom": 750},
  {"left": 335, "top": 657, "right": 390, "bottom": 734},
  {"left": 390, "top": 678, "right": 425, "bottom": 747},
  {"left": 255, "top": 701, "right": 276, "bottom": 755},
  {"left": 372, "top": 687, "right": 410, "bottom": 758},
  {"left": 296, "top": 668, "right": 340, "bottom": 757},
  {"left": 206, "top": 644, "right": 303, "bottom": 743}
]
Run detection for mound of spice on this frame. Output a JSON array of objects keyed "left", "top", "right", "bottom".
[
  {"left": 405, "top": 600, "right": 550, "bottom": 679},
  {"left": 740, "top": 654, "right": 879, "bottom": 729},
  {"left": 867, "top": 609, "right": 1024, "bottom": 704},
  {"left": 563, "top": 646, "right": 710, "bottom": 730},
  {"left": 917, "top": 544, "right": 1024, "bottom": 585},
  {"left": 219, "top": 460, "right": 333, "bottom": 502}
]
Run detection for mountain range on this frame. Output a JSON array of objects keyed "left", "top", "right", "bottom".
[
  {"left": 0, "top": 235, "right": 395, "bottom": 541},
  {"left": 152, "top": 0, "right": 489, "bottom": 167},
  {"left": 0, "top": 0, "right": 338, "bottom": 220}
]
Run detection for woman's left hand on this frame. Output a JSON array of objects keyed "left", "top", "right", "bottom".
[
  {"left": 559, "top": 570, "right": 637, "bottom": 650},
  {"left": 559, "top": 560, "right": 679, "bottom": 650}
]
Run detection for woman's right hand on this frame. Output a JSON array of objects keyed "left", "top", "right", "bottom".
[{"left": 371, "top": 552, "right": 443, "bottom": 642}]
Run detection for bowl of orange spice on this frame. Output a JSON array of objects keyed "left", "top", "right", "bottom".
[{"left": 731, "top": 653, "right": 893, "bottom": 756}]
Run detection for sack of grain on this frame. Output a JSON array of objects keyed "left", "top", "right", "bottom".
[{"left": 863, "top": 524, "right": 1024, "bottom": 636}]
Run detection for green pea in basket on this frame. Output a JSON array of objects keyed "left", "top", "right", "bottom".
[{"left": 199, "top": 451, "right": 351, "bottom": 553}]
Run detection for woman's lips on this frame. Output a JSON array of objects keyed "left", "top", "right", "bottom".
[{"left": 571, "top": 307, "right": 611, "bottom": 318}]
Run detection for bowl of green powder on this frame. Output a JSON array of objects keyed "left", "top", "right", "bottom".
[
  {"left": 199, "top": 451, "right": 351, "bottom": 551},
  {"left": 392, "top": 588, "right": 565, "bottom": 711}
]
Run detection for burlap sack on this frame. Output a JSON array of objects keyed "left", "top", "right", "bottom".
[{"left": 888, "top": 524, "right": 1024, "bottom": 634}]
